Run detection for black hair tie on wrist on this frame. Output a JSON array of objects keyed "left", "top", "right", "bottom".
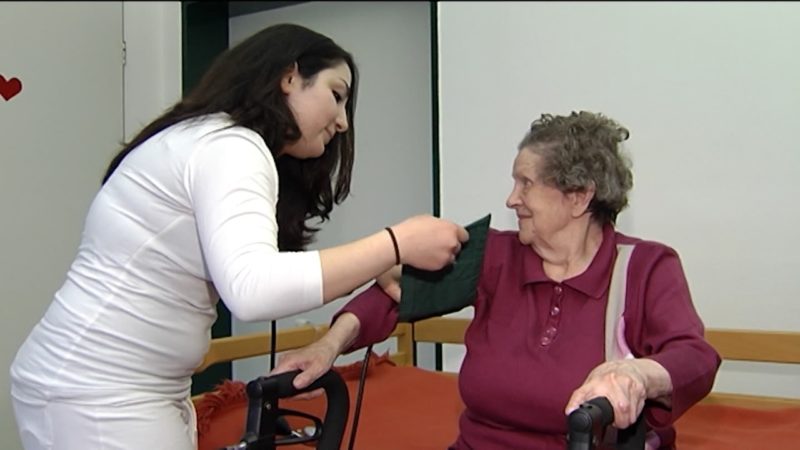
[{"left": 385, "top": 227, "right": 401, "bottom": 265}]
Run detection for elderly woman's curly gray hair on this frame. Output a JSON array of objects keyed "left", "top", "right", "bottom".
[{"left": 518, "top": 111, "right": 633, "bottom": 225}]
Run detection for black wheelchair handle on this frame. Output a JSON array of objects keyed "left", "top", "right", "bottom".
[
  {"left": 246, "top": 369, "right": 345, "bottom": 399},
  {"left": 569, "top": 397, "right": 615, "bottom": 434},
  {"left": 567, "top": 397, "right": 614, "bottom": 450},
  {"left": 567, "top": 396, "right": 646, "bottom": 450},
  {"left": 246, "top": 369, "right": 349, "bottom": 450}
]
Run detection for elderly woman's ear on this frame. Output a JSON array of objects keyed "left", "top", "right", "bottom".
[{"left": 569, "top": 184, "right": 596, "bottom": 218}]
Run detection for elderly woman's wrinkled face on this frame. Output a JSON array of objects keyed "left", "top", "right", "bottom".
[{"left": 506, "top": 148, "right": 577, "bottom": 246}]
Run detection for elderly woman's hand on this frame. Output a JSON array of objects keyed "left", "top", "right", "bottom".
[
  {"left": 376, "top": 264, "right": 402, "bottom": 303},
  {"left": 270, "top": 313, "right": 361, "bottom": 399},
  {"left": 564, "top": 358, "right": 672, "bottom": 430},
  {"left": 270, "top": 339, "right": 340, "bottom": 400}
]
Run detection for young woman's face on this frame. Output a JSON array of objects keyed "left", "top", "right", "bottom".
[{"left": 280, "top": 61, "right": 352, "bottom": 159}]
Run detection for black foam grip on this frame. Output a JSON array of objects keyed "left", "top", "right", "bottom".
[
  {"left": 585, "top": 397, "right": 615, "bottom": 427},
  {"left": 569, "top": 397, "right": 614, "bottom": 431},
  {"left": 247, "top": 370, "right": 349, "bottom": 450},
  {"left": 567, "top": 397, "right": 615, "bottom": 450}
]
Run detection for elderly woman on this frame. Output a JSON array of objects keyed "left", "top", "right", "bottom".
[{"left": 275, "top": 111, "right": 721, "bottom": 449}]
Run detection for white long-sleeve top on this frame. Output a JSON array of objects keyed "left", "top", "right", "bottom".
[{"left": 11, "top": 113, "right": 323, "bottom": 404}]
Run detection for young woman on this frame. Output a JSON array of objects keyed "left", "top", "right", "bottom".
[{"left": 10, "top": 23, "right": 468, "bottom": 450}]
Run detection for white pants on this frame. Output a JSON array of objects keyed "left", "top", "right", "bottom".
[{"left": 12, "top": 388, "right": 198, "bottom": 450}]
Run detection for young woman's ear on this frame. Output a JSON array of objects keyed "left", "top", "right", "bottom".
[{"left": 280, "top": 63, "right": 300, "bottom": 94}]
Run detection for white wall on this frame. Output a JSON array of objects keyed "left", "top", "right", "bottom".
[
  {"left": 1, "top": 3, "right": 123, "bottom": 448},
  {"left": 437, "top": 2, "right": 800, "bottom": 397},
  {"left": 0, "top": 2, "right": 181, "bottom": 447},
  {"left": 122, "top": 2, "right": 182, "bottom": 141},
  {"left": 227, "top": 1, "right": 435, "bottom": 381}
]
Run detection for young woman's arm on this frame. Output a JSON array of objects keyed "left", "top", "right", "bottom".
[
  {"left": 187, "top": 128, "right": 467, "bottom": 321},
  {"left": 319, "top": 215, "right": 467, "bottom": 302}
]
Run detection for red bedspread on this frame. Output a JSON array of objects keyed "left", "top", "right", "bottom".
[{"left": 675, "top": 402, "right": 800, "bottom": 449}]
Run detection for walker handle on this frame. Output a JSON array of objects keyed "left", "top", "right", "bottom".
[
  {"left": 567, "top": 396, "right": 646, "bottom": 450},
  {"left": 237, "top": 369, "right": 349, "bottom": 450},
  {"left": 567, "top": 397, "right": 614, "bottom": 450}
]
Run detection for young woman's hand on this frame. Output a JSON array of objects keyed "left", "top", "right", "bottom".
[{"left": 391, "top": 215, "right": 469, "bottom": 270}]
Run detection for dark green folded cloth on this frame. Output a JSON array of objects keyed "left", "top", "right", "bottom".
[{"left": 397, "top": 214, "right": 491, "bottom": 323}]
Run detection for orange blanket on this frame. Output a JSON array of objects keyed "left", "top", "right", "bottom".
[
  {"left": 674, "top": 402, "right": 800, "bottom": 449},
  {"left": 195, "top": 354, "right": 800, "bottom": 450}
]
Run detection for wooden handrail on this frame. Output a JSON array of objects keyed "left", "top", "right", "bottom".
[
  {"left": 194, "top": 325, "right": 322, "bottom": 373},
  {"left": 409, "top": 317, "right": 800, "bottom": 366},
  {"left": 194, "top": 317, "right": 800, "bottom": 408},
  {"left": 412, "top": 317, "right": 468, "bottom": 344},
  {"left": 194, "top": 323, "right": 413, "bottom": 374},
  {"left": 704, "top": 328, "right": 800, "bottom": 364}
]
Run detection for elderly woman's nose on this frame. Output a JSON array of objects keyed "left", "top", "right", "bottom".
[{"left": 506, "top": 189, "right": 519, "bottom": 209}]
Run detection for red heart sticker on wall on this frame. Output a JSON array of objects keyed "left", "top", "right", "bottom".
[{"left": 1, "top": 75, "right": 23, "bottom": 101}]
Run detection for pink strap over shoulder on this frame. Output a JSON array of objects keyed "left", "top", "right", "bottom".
[{"left": 605, "top": 244, "right": 660, "bottom": 449}]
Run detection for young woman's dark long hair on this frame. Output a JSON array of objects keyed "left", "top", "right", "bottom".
[{"left": 103, "top": 24, "right": 358, "bottom": 251}]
